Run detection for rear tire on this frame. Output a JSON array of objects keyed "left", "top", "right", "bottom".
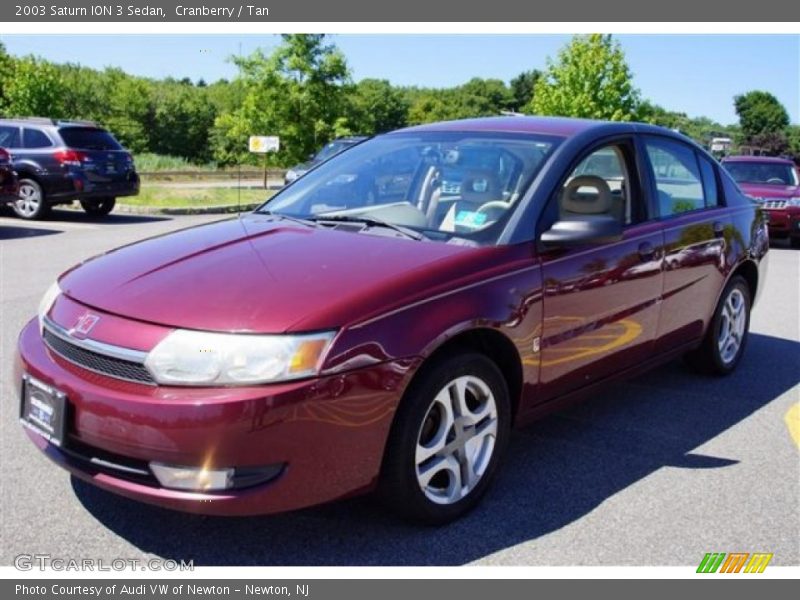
[
  {"left": 790, "top": 237, "right": 800, "bottom": 249},
  {"left": 379, "top": 353, "right": 511, "bottom": 524},
  {"left": 685, "top": 275, "right": 751, "bottom": 376},
  {"left": 80, "top": 197, "right": 116, "bottom": 217},
  {"left": 13, "top": 179, "right": 50, "bottom": 220}
]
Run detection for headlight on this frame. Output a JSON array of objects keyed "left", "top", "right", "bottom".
[
  {"left": 788, "top": 197, "right": 800, "bottom": 207},
  {"left": 37, "top": 282, "right": 61, "bottom": 332},
  {"left": 144, "top": 329, "right": 335, "bottom": 386}
]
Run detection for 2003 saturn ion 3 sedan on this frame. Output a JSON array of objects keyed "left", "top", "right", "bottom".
[{"left": 17, "top": 117, "right": 769, "bottom": 523}]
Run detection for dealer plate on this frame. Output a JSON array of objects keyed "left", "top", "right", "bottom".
[{"left": 20, "top": 374, "right": 67, "bottom": 447}]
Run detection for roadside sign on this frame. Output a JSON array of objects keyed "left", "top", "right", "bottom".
[{"left": 249, "top": 136, "right": 280, "bottom": 153}]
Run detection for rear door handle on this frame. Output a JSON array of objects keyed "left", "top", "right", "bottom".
[{"left": 638, "top": 241, "right": 655, "bottom": 261}]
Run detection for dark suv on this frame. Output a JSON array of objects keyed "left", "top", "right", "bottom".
[{"left": 0, "top": 118, "right": 139, "bottom": 219}]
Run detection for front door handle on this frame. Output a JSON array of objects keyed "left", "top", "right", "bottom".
[
  {"left": 713, "top": 221, "right": 725, "bottom": 237},
  {"left": 638, "top": 241, "right": 655, "bottom": 261}
]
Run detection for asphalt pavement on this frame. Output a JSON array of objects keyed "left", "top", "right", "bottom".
[{"left": 1, "top": 207, "right": 798, "bottom": 567}]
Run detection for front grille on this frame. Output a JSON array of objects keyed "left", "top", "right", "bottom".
[
  {"left": 43, "top": 329, "right": 155, "bottom": 385},
  {"left": 763, "top": 200, "right": 788, "bottom": 209}
]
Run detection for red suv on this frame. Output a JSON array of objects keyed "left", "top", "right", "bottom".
[
  {"left": 16, "top": 117, "right": 769, "bottom": 523},
  {"left": 721, "top": 155, "right": 800, "bottom": 247}
]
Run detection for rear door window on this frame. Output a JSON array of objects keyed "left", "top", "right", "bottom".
[
  {"left": 23, "top": 128, "right": 54, "bottom": 149},
  {"left": 644, "top": 137, "right": 706, "bottom": 217},
  {"left": 0, "top": 125, "right": 21, "bottom": 148},
  {"left": 58, "top": 127, "right": 122, "bottom": 150}
]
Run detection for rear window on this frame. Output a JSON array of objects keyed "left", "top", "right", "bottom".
[{"left": 58, "top": 127, "right": 122, "bottom": 151}]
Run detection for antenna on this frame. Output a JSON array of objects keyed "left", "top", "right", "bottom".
[{"left": 237, "top": 40, "right": 242, "bottom": 217}]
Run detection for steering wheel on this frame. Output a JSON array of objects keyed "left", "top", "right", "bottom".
[
  {"left": 766, "top": 177, "right": 785, "bottom": 185},
  {"left": 476, "top": 201, "right": 509, "bottom": 223}
]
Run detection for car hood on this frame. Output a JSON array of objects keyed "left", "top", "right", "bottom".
[
  {"left": 737, "top": 182, "right": 799, "bottom": 200},
  {"left": 59, "top": 214, "right": 487, "bottom": 333}
]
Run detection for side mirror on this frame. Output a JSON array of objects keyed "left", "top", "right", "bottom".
[{"left": 540, "top": 215, "right": 623, "bottom": 247}]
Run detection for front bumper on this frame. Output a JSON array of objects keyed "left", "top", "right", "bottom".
[
  {"left": 763, "top": 207, "right": 800, "bottom": 238},
  {"left": 16, "top": 319, "right": 415, "bottom": 516}
]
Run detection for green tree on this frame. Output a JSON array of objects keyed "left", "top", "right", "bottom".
[
  {"left": 1, "top": 56, "right": 68, "bottom": 118},
  {"left": 787, "top": 125, "right": 800, "bottom": 161},
  {"left": 405, "top": 78, "right": 512, "bottom": 125},
  {"left": 101, "top": 69, "right": 154, "bottom": 153},
  {"left": 347, "top": 78, "right": 408, "bottom": 134},
  {"left": 213, "top": 34, "right": 350, "bottom": 166},
  {"left": 0, "top": 42, "right": 14, "bottom": 112},
  {"left": 151, "top": 82, "right": 217, "bottom": 160},
  {"left": 58, "top": 63, "right": 107, "bottom": 122},
  {"left": 509, "top": 70, "right": 540, "bottom": 112},
  {"left": 734, "top": 90, "right": 790, "bottom": 139},
  {"left": 637, "top": 100, "right": 736, "bottom": 147},
  {"left": 528, "top": 34, "right": 640, "bottom": 121},
  {"left": 456, "top": 78, "right": 513, "bottom": 115}
]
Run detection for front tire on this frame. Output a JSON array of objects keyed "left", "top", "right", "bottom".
[
  {"left": 80, "top": 197, "right": 116, "bottom": 216},
  {"left": 13, "top": 179, "right": 50, "bottom": 220},
  {"left": 379, "top": 353, "right": 511, "bottom": 524},
  {"left": 685, "top": 275, "right": 751, "bottom": 376}
]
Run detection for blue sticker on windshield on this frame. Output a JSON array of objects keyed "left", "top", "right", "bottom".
[{"left": 455, "top": 211, "right": 488, "bottom": 228}]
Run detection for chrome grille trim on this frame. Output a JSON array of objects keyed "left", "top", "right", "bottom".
[
  {"left": 762, "top": 200, "right": 788, "bottom": 209},
  {"left": 43, "top": 315, "right": 148, "bottom": 362},
  {"left": 42, "top": 316, "right": 155, "bottom": 385}
]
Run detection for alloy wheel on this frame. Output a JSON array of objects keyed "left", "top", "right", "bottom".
[
  {"left": 717, "top": 288, "right": 746, "bottom": 365},
  {"left": 415, "top": 375, "right": 498, "bottom": 505},
  {"left": 15, "top": 183, "right": 42, "bottom": 218}
]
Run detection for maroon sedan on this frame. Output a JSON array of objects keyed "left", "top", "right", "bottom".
[
  {"left": 722, "top": 155, "right": 800, "bottom": 247},
  {"left": 16, "top": 117, "right": 768, "bottom": 523},
  {"left": 0, "top": 147, "right": 19, "bottom": 206}
]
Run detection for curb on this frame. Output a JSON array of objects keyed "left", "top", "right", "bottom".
[{"left": 115, "top": 202, "right": 262, "bottom": 216}]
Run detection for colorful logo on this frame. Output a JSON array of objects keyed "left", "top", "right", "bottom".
[
  {"left": 697, "top": 552, "right": 773, "bottom": 573},
  {"left": 72, "top": 312, "right": 100, "bottom": 337}
]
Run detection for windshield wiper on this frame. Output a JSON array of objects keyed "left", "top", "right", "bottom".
[
  {"left": 311, "top": 214, "right": 425, "bottom": 241},
  {"left": 257, "top": 210, "right": 320, "bottom": 228}
]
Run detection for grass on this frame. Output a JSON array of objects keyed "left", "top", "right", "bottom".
[
  {"left": 134, "top": 153, "right": 218, "bottom": 172},
  {"left": 122, "top": 186, "right": 274, "bottom": 208},
  {"left": 133, "top": 153, "right": 282, "bottom": 184}
]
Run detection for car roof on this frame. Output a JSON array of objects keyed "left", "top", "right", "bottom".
[
  {"left": 0, "top": 117, "right": 102, "bottom": 129},
  {"left": 397, "top": 116, "right": 603, "bottom": 137},
  {"left": 722, "top": 155, "right": 796, "bottom": 165},
  {"left": 393, "top": 115, "right": 686, "bottom": 141}
]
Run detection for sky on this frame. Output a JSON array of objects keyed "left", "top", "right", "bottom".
[{"left": 1, "top": 34, "right": 798, "bottom": 125}]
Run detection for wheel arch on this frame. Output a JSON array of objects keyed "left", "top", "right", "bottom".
[
  {"left": 410, "top": 326, "right": 524, "bottom": 423},
  {"left": 15, "top": 167, "right": 44, "bottom": 186},
  {"left": 730, "top": 258, "right": 759, "bottom": 304}
]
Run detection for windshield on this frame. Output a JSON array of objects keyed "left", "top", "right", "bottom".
[
  {"left": 261, "top": 132, "right": 559, "bottom": 245},
  {"left": 314, "top": 140, "right": 358, "bottom": 162},
  {"left": 724, "top": 161, "right": 799, "bottom": 186}
]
